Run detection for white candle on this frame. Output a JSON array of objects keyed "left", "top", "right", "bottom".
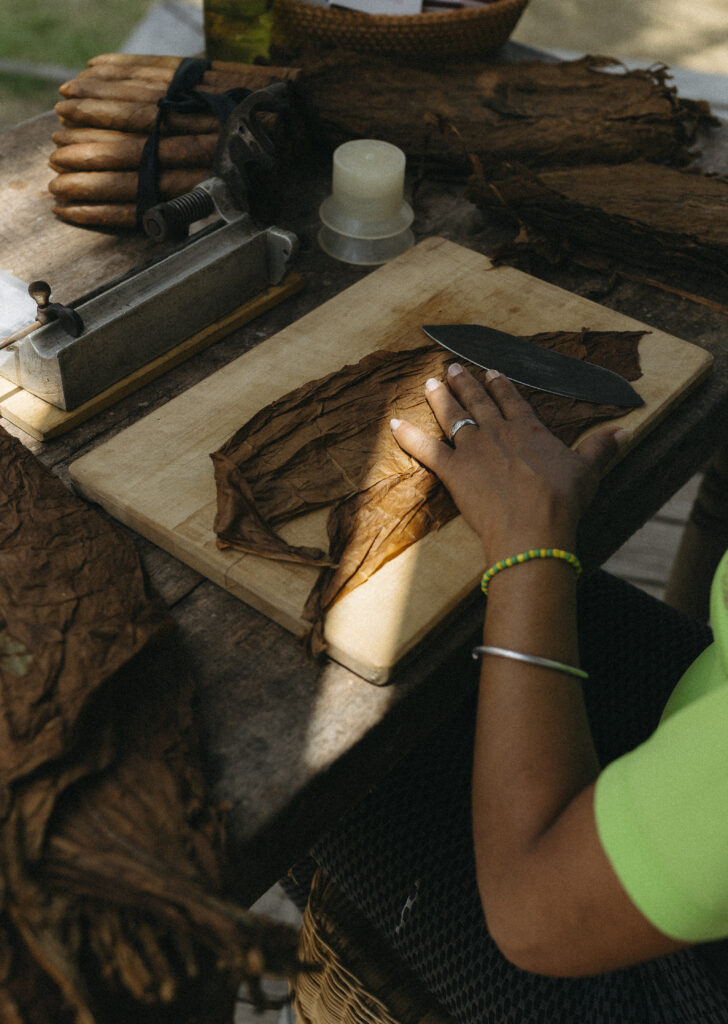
[
  {"left": 332, "top": 139, "right": 406, "bottom": 221},
  {"left": 318, "top": 138, "right": 414, "bottom": 265},
  {"left": 321, "top": 139, "right": 413, "bottom": 240}
]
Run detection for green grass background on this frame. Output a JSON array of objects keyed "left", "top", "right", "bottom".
[{"left": 0, "top": 0, "right": 156, "bottom": 128}]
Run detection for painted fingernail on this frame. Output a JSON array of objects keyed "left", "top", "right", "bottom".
[
  {"left": 447, "top": 362, "right": 463, "bottom": 376},
  {"left": 425, "top": 377, "right": 441, "bottom": 391},
  {"left": 390, "top": 418, "right": 402, "bottom": 430},
  {"left": 485, "top": 368, "right": 501, "bottom": 381}
]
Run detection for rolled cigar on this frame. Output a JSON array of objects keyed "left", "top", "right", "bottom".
[
  {"left": 49, "top": 134, "right": 219, "bottom": 171},
  {"left": 55, "top": 99, "right": 219, "bottom": 134},
  {"left": 53, "top": 203, "right": 138, "bottom": 229},
  {"left": 88, "top": 53, "right": 184, "bottom": 68},
  {"left": 59, "top": 76, "right": 263, "bottom": 105},
  {"left": 49, "top": 168, "right": 208, "bottom": 203},
  {"left": 52, "top": 127, "right": 148, "bottom": 146},
  {"left": 75, "top": 65, "right": 296, "bottom": 91},
  {"left": 87, "top": 53, "right": 299, "bottom": 79},
  {"left": 77, "top": 64, "right": 174, "bottom": 82},
  {"left": 60, "top": 77, "right": 170, "bottom": 104},
  {"left": 208, "top": 67, "right": 299, "bottom": 89}
]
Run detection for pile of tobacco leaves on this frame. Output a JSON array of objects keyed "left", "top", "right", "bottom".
[
  {"left": 0, "top": 428, "right": 304, "bottom": 1023},
  {"left": 295, "top": 51, "right": 727, "bottom": 310}
]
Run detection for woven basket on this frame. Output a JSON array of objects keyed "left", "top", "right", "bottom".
[
  {"left": 295, "top": 868, "right": 454, "bottom": 1024},
  {"left": 272, "top": 0, "right": 529, "bottom": 62}
]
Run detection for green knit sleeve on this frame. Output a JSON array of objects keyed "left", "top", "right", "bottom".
[{"left": 594, "top": 550, "right": 728, "bottom": 944}]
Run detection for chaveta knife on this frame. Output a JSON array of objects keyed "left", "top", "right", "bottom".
[{"left": 422, "top": 324, "right": 644, "bottom": 408}]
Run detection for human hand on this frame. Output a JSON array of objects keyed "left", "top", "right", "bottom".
[{"left": 390, "top": 363, "right": 629, "bottom": 564}]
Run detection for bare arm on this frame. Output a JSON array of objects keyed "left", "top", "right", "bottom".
[{"left": 390, "top": 364, "right": 687, "bottom": 975}]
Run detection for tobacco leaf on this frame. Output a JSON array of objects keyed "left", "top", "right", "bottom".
[
  {"left": 295, "top": 53, "right": 712, "bottom": 174},
  {"left": 467, "top": 162, "right": 728, "bottom": 293},
  {"left": 211, "top": 332, "right": 643, "bottom": 652},
  {"left": 0, "top": 431, "right": 170, "bottom": 810},
  {"left": 0, "top": 428, "right": 302, "bottom": 1023}
]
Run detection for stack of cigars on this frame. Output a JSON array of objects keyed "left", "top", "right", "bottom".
[{"left": 50, "top": 53, "right": 300, "bottom": 230}]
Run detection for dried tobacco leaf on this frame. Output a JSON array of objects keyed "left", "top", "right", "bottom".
[
  {"left": 0, "top": 428, "right": 302, "bottom": 1024},
  {"left": 212, "top": 332, "right": 643, "bottom": 652},
  {"left": 467, "top": 162, "right": 728, "bottom": 292},
  {"left": 295, "top": 53, "right": 711, "bottom": 174},
  {"left": 0, "top": 430, "right": 171, "bottom": 831}
]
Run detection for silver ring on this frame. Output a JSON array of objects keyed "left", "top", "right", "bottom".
[{"left": 448, "top": 417, "right": 478, "bottom": 441}]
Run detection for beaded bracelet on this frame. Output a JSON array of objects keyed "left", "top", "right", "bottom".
[{"left": 480, "top": 548, "right": 582, "bottom": 596}]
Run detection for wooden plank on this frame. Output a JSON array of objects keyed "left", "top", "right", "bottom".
[
  {"left": 0, "top": 113, "right": 159, "bottom": 303},
  {"left": 601, "top": 475, "right": 700, "bottom": 597},
  {"left": 603, "top": 518, "right": 685, "bottom": 591},
  {"left": 0, "top": 378, "right": 20, "bottom": 403},
  {"left": 69, "top": 237, "right": 714, "bottom": 682},
  {"left": 655, "top": 473, "right": 701, "bottom": 523},
  {"left": 0, "top": 273, "right": 303, "bottom": 441}
]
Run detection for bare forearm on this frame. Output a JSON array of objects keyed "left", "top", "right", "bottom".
[
  {"left": 472, "top": 558, "right": 599, "bottom": 897},
  {"left": 390, "top": 367, "right": 680, "bottom": 974}
]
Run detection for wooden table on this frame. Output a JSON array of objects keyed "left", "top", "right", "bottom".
[{"left": 2, "top": 109, "right": 728, "bottom": 905}]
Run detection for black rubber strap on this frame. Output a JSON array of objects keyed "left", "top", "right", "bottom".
[{"left": 136, "top": 57, "right": 251, "bottom": 227}]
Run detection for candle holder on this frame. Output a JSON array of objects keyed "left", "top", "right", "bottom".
[{"left": 319, "top": 140, "right": 414, "bottom": 266}]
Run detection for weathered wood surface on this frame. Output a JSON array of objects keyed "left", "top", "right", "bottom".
[
  {"left": 0, "top": 112, "right": 159, "bottom": 299},
  {"left": 2, "top": 110, "right": 728, "bottom": 902}
]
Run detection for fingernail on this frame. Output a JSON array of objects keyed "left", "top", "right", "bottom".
[
  {"left": 447, "top": 362, "right": 463, "bottom": 376},
  {"left": 425, "top": 377, "right": 441, "bottom": 392},
  {"left": 485, "top": 368, "right": 501, "bottom": 382},
  {"left": 390, "top": 418, "right": 402, "bottom": 430},
  {"left": 614, "top": 428, "right": 632, "bottom": 443}
]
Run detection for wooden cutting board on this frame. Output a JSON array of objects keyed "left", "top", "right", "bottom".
[{"left": 69, "top": 237, "right": 712, "bottom": 682}]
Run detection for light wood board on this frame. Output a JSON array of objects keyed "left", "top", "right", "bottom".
[
  {"left": 0, "top": 274, "right": 302, "bottom": 441},
  {"left": 69, "top": 237, "right": 713, "bottom": 682}
]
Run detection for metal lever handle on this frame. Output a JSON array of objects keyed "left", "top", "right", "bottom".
[{"left": 30, "top": 280, "right": 84, "bottom": 337}]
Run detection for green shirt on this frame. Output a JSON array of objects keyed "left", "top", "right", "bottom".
[{"left": 594, "top": 549, "right": 728, "bottom": 943}]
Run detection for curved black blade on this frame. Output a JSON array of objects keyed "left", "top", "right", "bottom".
[{"left": 423, "top": 324, "right": 644, "bottom": 408}]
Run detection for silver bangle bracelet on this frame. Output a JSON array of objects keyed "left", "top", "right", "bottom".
[{"left": 471, "top": 645, "right": 589, "bottom": 680}]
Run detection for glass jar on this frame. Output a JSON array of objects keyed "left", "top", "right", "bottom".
[{"left": 204, "top": 0, "right": 274, "bottom": 64}]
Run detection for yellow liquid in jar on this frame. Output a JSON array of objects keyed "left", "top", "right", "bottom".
[{"left": 204, "top": 1, "right": 274, "bottom": 63}]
